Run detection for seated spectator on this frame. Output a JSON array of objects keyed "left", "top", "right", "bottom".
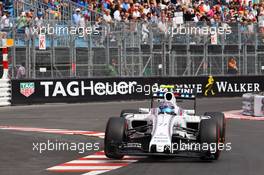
[
  {"left": 132, "top": 4, "right": 141, "bottom": 19},
  {"left": 34, "top": 11, "right": 44, "bottom": 33},
  {"left": 17, "top": 12, "right": 28, "bottom": 32},
  {"left": 1, "top": 11, "right": 12, "bottom": 31},
  {"left": 103, "top": 9, "right": 113, "bottom": 23},
  {"left": 113, "top": 6, "right": 122, "bottom": 21},
  {"left": 121, "top": 0, "right": 130, "bottom": 11},
  {"left": 78, "top": 0, "right": 87, "bottom": 8},
  {"left": 183, "top": 8, "right": 195, "bottom": 21},
  {"left": 143, "top": 4, "right": 150, "bottom": 15},
  {"left": 142, "top": 20, "right": 149, "bottom": 44},
  {"left": 103, "top": 0, "right": 111, "bottom": 10},
  {"left": 73, "top": 8, "right": 81, "bottom": 25}
]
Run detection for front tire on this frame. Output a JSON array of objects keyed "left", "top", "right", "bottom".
[
  {"left": 204, "top": 112, "right": 226, "bottom": 143},
  {"left": 199, "top": 119, "right": 220, "bottom": 160},
  {"left": 104, "top": 117, "right": 126, "bottom": 159}
]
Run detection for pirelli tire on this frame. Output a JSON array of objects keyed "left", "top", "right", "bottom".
[
  {"left": 199, "top": 118, "right": 221, "bottom": 160},
  {"left": 104, "top": 117, "right": 126, "bottom": 159},
  {"left": 120, "top": 109, "right": 139, "bottom": 118},
  {"left": 204, "top": 112, "right": 226, "bottom": 143}
]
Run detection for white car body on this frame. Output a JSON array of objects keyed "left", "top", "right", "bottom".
[{"left": 123, "top": 92, "right": 211, "bottom": 153}]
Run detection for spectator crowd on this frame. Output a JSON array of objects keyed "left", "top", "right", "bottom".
[
  {"left": 1, "top": 0, "right": 264, "bottom": 35},
  {"left": 1, "top": 1, "right": 264, "bottom": 24}
]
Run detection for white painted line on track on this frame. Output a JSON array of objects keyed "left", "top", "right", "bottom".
[
  {"left": 47, "top": 166, "right": 124, "bottom": 171},
  {"left": 66, "top": 160, "right": 138, "bottom": 164},
  {"left": 81, "top": 170, "right": 110, "bottom": 175},
  {"left": 82, "top": 155, "right": 144, "bottom": 159},
  {"left": 0, "top": 126, "right": 105, "bottom": 138}
]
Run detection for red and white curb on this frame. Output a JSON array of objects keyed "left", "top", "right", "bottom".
[
  {"left": 0, "top": 125, "right": 143, "bottom": 175},
  {"left": 0, "top": 126, "right": 105, "bottom": 138},
  {"left": 47, "top": 151, "right": 144, "bottom": 175},
  {"left": 224, "top": 110, "right": 264, "bottom": 121}
]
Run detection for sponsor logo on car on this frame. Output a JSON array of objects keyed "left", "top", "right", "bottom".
[{"left": 20, "top": 82, "right": 35, "bottom": 97}]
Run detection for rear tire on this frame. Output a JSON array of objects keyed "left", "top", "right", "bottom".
[
  {"left": 120, "top": 109, "right": 139, "bottom": 118},
  {"left": 204, "top": 112, "right": 226, "bottom": 143},
  {"left": 199, "top": 119, "right": 220, "bottom": 160},
  {"left": 104, "top": 117, "right": 126, "bottom": 159}
]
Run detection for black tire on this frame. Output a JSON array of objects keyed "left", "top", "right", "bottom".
[
  {"left": 204, "top": 112, "right": 226, "bottom": 143},
  {"left": 104, "top": 117, "right": 126, "bottom": 159},
  {"left": 120, "top": 109, "right": 139, "bottom": 118},
  {"left": 199, "top": 119, "right": 220, "bottom": 160}
]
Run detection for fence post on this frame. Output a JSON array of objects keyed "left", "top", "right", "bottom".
[
  {"left": 88, "top": 31, "right": 93, "bottom": 77},
  {"left": 26, "top": 38, "right": 30, "bottom": 78},
  {"left": 254, "top": 24, "right": 258, "bottom": 75},
  {"left": 12, "top": 25, "right": 16, "bottom": 79},
  {"left": 51, "top": 31, "right": 55, "bottom": 78},
  {"left": 106, "top": 24, "right": 110, "bottom": 70},
  {"left": 186, "top": 23, "right": 191, "bottom": 76},
  {"left": 32, "top": 34, "right": 36, "bottom": 78},
  {"left": 238, "top": 23, "right": 242, "bottom": 75},
  {"left": 150, "top": 24, "right": 153, "bottom": 75},
  {"left": 162, "top": 36, "right": 166, "bottom": 76}
]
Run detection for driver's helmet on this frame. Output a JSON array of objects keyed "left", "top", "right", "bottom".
[{"left": 158, "top": 101, "right": 175, "bottom": 114}]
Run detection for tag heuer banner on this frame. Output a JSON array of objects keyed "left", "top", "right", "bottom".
[{"left": 11, "top": 76, "right": 264, "bottom": 105}]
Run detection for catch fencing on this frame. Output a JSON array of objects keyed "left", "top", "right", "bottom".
[{"left": 1, "top": 20, "right": 264, "bottom": 79}]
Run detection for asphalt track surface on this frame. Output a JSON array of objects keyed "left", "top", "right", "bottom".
[{"left": 0, "top": 97, "right": 264, "bottom": 175}]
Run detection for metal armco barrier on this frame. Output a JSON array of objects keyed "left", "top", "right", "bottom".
[
  {"left": 11, "top": 75, "right": 264, "bottom": 105},
  {"left": 0, "top": 79, "right": 11, "bottom": 106}
]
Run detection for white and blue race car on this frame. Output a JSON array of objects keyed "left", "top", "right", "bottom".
[{"left": 104, "top": 85, "right": 226, "bottom": 160}]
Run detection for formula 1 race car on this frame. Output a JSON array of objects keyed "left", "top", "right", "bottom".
[{"left": 104, "top": 85, "right": 226, "bottom": 160}]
